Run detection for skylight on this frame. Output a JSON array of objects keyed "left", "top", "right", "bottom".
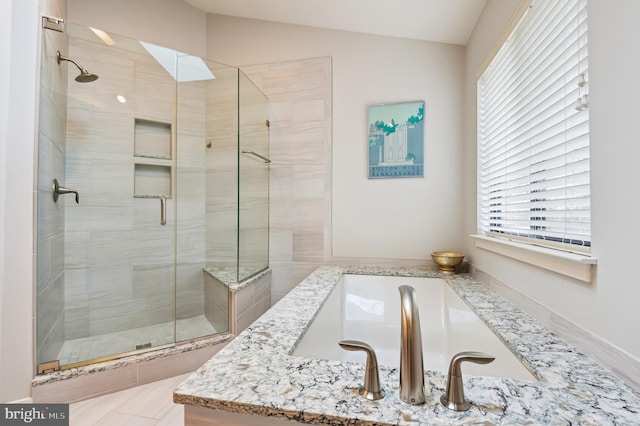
[{"left": 140, "top": 41, "right": 215, "bottom": 82}]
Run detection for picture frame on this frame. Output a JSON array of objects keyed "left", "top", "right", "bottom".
[{"left": 367, "top": 100, "right": 425, "bottom": 179}]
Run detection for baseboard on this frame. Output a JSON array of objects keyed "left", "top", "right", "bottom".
[{"left": 7, "top": 398, "right": 33, "bottom": 404}]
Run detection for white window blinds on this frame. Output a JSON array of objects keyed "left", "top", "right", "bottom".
[{"left": 477, "top": 0, "right": 590, "bottom": 254}]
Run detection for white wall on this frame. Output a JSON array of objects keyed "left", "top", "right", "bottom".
[
  {"left": 0, "top": 0, "right": 39, "bottom": 403},
  {"left": 0, "top": 0, "right": 12, "bottom": 402},
  {"left": 463, "top": 0, "right": 640, "bottom": 388},
  {"left": 0, "top": 1, "right": 10, "bottom": 392},
  {"left": 206, "top": 15, "right": 466, "bottom": 261},
  {"left": 67, "top": 0, "right": 207, "bottom": 58}
]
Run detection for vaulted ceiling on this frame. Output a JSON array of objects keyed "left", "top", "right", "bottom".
[{"left": 183, "top": 0, "right": 486, "bottom": 45}]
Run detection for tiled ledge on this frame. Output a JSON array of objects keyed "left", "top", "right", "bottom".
[{"left": 203, "top": 266, "right": 270, "bottom": 291}]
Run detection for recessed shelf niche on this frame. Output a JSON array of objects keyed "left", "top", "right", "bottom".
[
  {"left": 134, "top": 118, "right": 172, "bottom": 159},
  {"left": 133, "top": 118, "right": 172, "bottom": 198},
  {"left": 134, "top": 164, "right": 171, "bottom": 198}
]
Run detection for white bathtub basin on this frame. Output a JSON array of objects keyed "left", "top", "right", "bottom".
[{"left": 292, "top": 274, "right": 536, "bottom": 381}]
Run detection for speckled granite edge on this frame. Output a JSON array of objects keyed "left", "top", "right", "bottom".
[
  {"left": 32, "top": 333, "right": 233, "bottom": 386},
  {"left": 174, "top": 265, "right": 640, "bottom": 425},
  {"left": 203, "top": 266, "right": 271, "bottom": 291}
]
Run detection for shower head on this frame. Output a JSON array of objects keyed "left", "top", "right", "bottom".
[
  {"left": 75, "top": 69, "right": 99, "bottom": 83},
  {"left": 57, "top": 51, "right": 99, "bottom": 83}
]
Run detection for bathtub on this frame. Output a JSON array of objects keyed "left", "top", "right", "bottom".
[{"left": 292, "top": 274, "right": 536, "bottom": 381}]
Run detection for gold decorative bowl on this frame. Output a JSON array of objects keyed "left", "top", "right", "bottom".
[{"left": 431, "top": 251, "right": 465, "bottom": 274}]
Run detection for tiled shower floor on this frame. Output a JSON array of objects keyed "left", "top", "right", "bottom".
[{"left": 57, "top": 314, "right": 219, "bottom": 366}]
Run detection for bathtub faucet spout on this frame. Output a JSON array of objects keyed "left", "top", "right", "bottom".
[{"left": 398, "top": 285, "right": 425, "bottom": 404}]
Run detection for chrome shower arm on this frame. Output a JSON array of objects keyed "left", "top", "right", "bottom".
[
  {"left": 56, "top": 51, "right": 99, "bottom": 82},
  {"left": 57, "top": 51, "right": 83, "bottom": 71}
]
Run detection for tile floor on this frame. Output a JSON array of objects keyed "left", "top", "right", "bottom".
[
  {"left": 69, "top": 372, "right": 191, "bottom": 425},
  {"left": 58, "top": 315, "right": 219, "bottom": 366}
]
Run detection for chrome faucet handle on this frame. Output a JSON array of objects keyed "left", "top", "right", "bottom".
[
  {"left": 440, "top": 351, "right": 495, "bottom": 411},
  {"left": 338, "top": 340, "right": 385, "bottom": 400}
]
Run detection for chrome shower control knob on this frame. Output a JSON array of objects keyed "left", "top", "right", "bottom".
[
  {"left": 338, "top": 340, "right": 385, "bottom": 401},
  {"left": 440, "top": 351, "right": 495, "bottom": 411}
]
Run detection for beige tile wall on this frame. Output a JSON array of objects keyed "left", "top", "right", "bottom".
[
  {"left": 204, "top": 67, "right": 239, "bottom": 269},
  {"left": 232, "top": 270, "right": 271, "bottom": 334},
  {"left": 241, "top": 57, "right": 333, "bottom": 303},
  {"left": 60, "top": 28, "right": 210, "bottom": 342},
  {"left": 238, "top": 72, "right": 270, "bottom": 277},
  {"left": 204, "top": 67, "right": 270, "bottom": 282},
  {"left": 203, "top": 273, "right": 229, "bottom": 332},
  {"left": 63, "top": 33, "right": 177, "bottom": 339},
  {"left": 175, "top": 78, "right": 208, "bottom": 325}
]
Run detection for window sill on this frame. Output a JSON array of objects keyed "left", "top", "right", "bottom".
[{"left": 470, "top": 234, "right": 597, "bottom": 283}]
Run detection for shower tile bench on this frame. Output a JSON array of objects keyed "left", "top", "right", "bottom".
[
  {"left": 174, "top": 265, "right": 640, "bottom": 425},
  {"left": 203, "top": 267, "right": 272, "bottom": 336}
]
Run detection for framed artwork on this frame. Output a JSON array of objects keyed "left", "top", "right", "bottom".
[{"left": 367, "top": 100, "right": 425, "bottom": 179}]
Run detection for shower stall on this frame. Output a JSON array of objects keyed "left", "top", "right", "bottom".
[{"left": 36, "top": 21, "right": 270, "bottom": 371}]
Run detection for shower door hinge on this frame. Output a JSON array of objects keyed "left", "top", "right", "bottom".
[
  {"left": 265, "top": 120, "right": 270, "bottom": 127},
  {"left": 38, "top": 360, "right": 61, "bottom": 374},
  {"left": 42, "top": 16, "right": 64, "bottom": 32}
]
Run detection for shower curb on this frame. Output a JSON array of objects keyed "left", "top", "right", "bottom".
[{"left": 31, "top": 333, "right": 233, "bottom": 403}]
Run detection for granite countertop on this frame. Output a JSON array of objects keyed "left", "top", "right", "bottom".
[{"left": 174, "top": 265, "right": 640, "bottom": 425}]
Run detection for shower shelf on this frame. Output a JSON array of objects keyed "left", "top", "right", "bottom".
[
  {"left": 134, "top": 154, "right": 172, "bottom": 161},
  {"left": 134, "top": 118, "right": 172, "bottom": 159},
  {"left": 133, "top": 118, "right": 173, "bottom": 198},
  {"left": 133, "top": 194, "right": 173, "bottom": 199},
  {"left": 133, "top": 156, "right": 173, "bottom": 166},
  {"left": 133, "top": 163, "right": 171, "bottom": 197}
]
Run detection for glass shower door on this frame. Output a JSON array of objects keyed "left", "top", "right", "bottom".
[
  {"left": 37, "top": 23, "right": 178, "bottom": 369},
  {"left": 238, "top": 71, "right": 270, "bottom": 282},
  {"left": 174, "top": 55, "right": 234, "bottom": 341}
]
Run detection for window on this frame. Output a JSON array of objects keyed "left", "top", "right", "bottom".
[{"left": 477, "top": 0, "right": 590, "bottom": 255}]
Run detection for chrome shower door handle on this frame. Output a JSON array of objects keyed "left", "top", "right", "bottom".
[
  {"left": 241, "top": 150, "right": 271, "bottom": 163},
  {"left": 160, "top": 196, "right": 166, "bottom": 226}
]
